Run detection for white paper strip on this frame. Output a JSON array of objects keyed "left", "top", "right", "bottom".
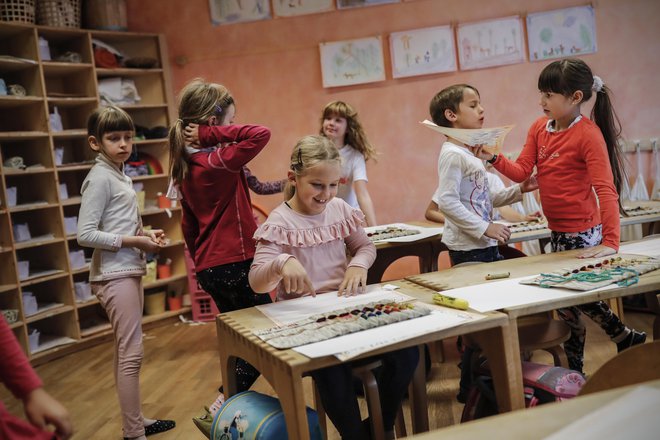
[{"left": 619, "top": 238, "right": 660, "bottom": 258}]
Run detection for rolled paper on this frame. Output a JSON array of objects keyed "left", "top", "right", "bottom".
[
  {"left": 432, "top": 293, "right": 469, "bottom": 310},
  {"left": 485, "top": 272, "right": 510, "bottom": 280}
]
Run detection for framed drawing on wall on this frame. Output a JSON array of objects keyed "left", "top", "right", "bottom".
[
  {"left": 527, "top": 6, "right": 597, "bottom": 61},
  {"left": 272, "top": 0, "right": 334, "bottom": 17},
  {"left": 337, "top": 0, "right": 399, "bottom": 9},
  {"left": 319, "top": 36, "right": 386, "bottom": 88},
  {"left": 457, "top": 16, "right": 525, "bottom": 70},
  {"left": 209, "top": 0, "right": 271, "bottom": 25},
  {"left": 390, "top": 25, "right": 456, "bottom": 78}
]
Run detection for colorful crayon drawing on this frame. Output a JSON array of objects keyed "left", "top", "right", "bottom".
[
  {"left": 527, "top": 6, "right": 597, "bottom": 61},
  {"left": 457, "top": 16, "right": 525, "bottom": 70},
  {"left": 336, "top": 0, "right": 399, "bottom": 9},
  {"left": 390, "top": 25, "right": 457, "bottom": 78},
  {"left": 272, "top": 0, "right": 333, "bottom": 17},
  {"left": 209, "top": 0, "right": 271, "bottom": 25},
  {"left": 320, "top": 37, "right": 386, "bottom": 88}
]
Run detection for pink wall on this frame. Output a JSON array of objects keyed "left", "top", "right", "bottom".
[{"left": 126, "top": 0, "right": 660, "bottom": 222}]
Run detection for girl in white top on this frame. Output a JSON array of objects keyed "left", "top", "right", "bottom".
[
  {"left": 249, "top": 135, "right": 417, "bottom": 439},
  {"left": 320, "top": 101, "right": 378, "bottom": 226},
  {"left": 77, "top": 106, "right": 174, "bottom": 440}
]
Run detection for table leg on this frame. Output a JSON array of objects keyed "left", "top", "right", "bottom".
[
  {"left": 215, "top": 328, "right": 238, "bottom": 396},
  {"left": 273, "top": 374, "right": 312, "bottom": 440},
  {"left": 472, "top": 320, "right": 525, "bottom": 412},
  {"left": 408, "top": 344, "right": 430, "bottom": 433}
]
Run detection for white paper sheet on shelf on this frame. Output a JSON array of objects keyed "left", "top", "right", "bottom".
[
  {"left": 293, "top": 307, "right": 485, "bottom": 360},
  {"left": 364, "top": 223, "right": 444, "bottom": 243},
  {"left": 543, "top": 386, "right": 660, "bottom": 440}
]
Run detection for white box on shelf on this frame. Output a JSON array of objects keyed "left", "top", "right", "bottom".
[
  {"left": 12, "top": 223, "right": 31, "bottom": 242},
  {"left": 28, "top": 328, "right": 40, "bottom": 352},
  {"left": 69, "top": 250, "right": 86, "bottom": 270},
  {"left": 17, "top": 260, "right": 29, "bottom": 280},
  {"left": 22, "top": 291, "right": 38, "bottom": 316},
  {"left": 59, "top": 183, "right": 69, "bottom": 200},
  {"left": 64, "top": 216, "right": 78, "bottom": 235},
  {"left": 6, "top": 187, "right": 17, "bottom": 207},
  {"left": 74, "top": 281, "right": 92, "bottom": 302}
]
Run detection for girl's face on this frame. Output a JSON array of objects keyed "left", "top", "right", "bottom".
[
  {"left": 322, "top": 114, "right": 348, "bottom": 145},
  {"left": 90, "top": 130, "right": 133, "bottom": 167},
  {"left": 452, "top": 88, "right": 484, "bottom": 129},
  {"left": 288, "top": 161, "right": 341, "bottom": 216},
  {"left": 539, "top": 91, "right": 578, "bottom": 121}
]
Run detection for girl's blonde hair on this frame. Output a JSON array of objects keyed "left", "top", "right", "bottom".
[
  {"left": 87, "top": 105, "right": 134, "bottom": 140},
  {"left": 168, "top": 78, "right": 234, "bottom": 184},
  {"left": 320, "top": 101, "right": 377, "bottom": 161},
  {"left": 284, "top": 135, "right": 341, "bottom": 200}
]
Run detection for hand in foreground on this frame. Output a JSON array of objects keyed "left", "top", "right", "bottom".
[
  {"left": 184, "top": 123, "right": 200, "bottom": 146},
  {"left": 578, "top": 245, "right": 617, "bottom": 259},
  {"left": 338, "top": 266, "right": 368, "bottom": 297},
  {"left": 24, "top": 387, "right": 73, "bottom": 440},
  {"left": 468, "top": 145, "right": 494, "bottom": 161},
  {"left": 484, "top": 223, "right": 511, "bottom": 243},
  {"left": 524, "top": 211, "right": 544, "bottom": 222},
  {"left": 145, "top": 229, "right": 167, "bottom": 246},
  {"left": 127, "top": 235, "right": 164, "bottom": 253},
  {"left": 520, "top": 175, "right": 539, "bottom": 193},
  {"left": 281, "top": 258, "right": 315, "bottom": 296}
]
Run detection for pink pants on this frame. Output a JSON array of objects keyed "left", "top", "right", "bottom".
[{"left": 93, "top": 277, "right": 145, "bottom": 438}]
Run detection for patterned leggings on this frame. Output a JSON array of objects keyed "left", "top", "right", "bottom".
[
  {"left": 551, "top": 225, "right": 628, "bottom": 373},
  {"left": 197, "top": 259, "right": 272, "bottom": 392}
]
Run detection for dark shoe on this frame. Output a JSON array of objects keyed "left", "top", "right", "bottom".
[
  {"left": 617, "top": 330, "right": 646, "bottom": 352},
  {"left": 145, "top": 419, "right": 176, "bottom": 436}
]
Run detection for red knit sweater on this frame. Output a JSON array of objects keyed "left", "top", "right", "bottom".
[
  {"left": 181, "top": 124, "right": 271, "bottom": 271},
  {"left": 493, "top": 116, "right": 620, "bottom": 250}
]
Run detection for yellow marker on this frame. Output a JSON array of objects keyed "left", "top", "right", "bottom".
[
  {"left": 432, "top": 293, "right": 469, "bottom": 310},
  {"left": 485, "top": 272, "right": 510, "bottom": 280}
]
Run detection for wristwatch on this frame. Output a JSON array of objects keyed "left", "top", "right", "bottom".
[{"left": 487, "top": 154, "right": 498, "bottom": 164}]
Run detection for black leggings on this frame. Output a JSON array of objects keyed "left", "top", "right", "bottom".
[{"left": 197, "top": 259, "right": 272, "bottom": 392}]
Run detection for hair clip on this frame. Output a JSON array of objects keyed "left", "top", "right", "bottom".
[
  {"left": 215, "top": 104, "right": 223, "bottom": 114},
  {"left": 297, "top": 148, "right": 303, "bottom": 166}
]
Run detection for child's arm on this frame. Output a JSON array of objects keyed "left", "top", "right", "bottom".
[
  {"left": 244, "top": 166, "right": 286, "bottom": 195},
  {"left": 191, "top": 124, "right": 271, "bottom": 172},
  {"left": 249, "top": 241, "right": 315, "bottom": 296},
  {"left": 353, "top": 180, "right": 377, "bottom": 226},
  {"left": 77, "top": 178, "right": 122, "bottom": 251},
  {"left": 342, "top": 225, "right": 377, "bottom": 296},
  {"left": 425, "top": 200, "right": 445, "bottom": 224}
]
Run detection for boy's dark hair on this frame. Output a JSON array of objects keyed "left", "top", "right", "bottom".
[
  {"left": 87, "top": 106, "right": 134, "bottom": 140},
  {"left": 429, "top": 84, "right": 480, "bottom": 127}
]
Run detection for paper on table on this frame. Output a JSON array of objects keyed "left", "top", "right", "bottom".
[
  {"left": 543, "top": 386, "right": 660, "bottom": 440},
  {"left": 255, "top": 286, "right": 415, "bottom": 326},
  {"left": 619, "top": 238, "right": 660, "bottom": 258},
  {"left": 364, "top": 222, "right": 444, "bottom": 243},
  {"left": 442, "top": 276, "right": 618, "bottom": 313},
  {"left": 420, "top": 119, "right": 513, "bottom": 152},
  {"left": 294, "top": 307, "right": 485, "bottom": 360}
]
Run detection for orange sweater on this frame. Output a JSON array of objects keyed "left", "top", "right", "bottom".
[{"left": 493, "top": 116, "right": 620, "bottom": 250}]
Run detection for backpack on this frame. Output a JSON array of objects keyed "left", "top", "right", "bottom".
[{"left": 461, "top": 361, "right": 585, "bottom": 422}]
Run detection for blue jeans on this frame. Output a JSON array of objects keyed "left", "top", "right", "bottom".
[{"left": 449, "top": 245, "right": 503, "bottom": 266}]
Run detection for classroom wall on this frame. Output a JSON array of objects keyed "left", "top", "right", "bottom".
[{"left": 126, "top": 0, "right": 660, "bottom": 222}]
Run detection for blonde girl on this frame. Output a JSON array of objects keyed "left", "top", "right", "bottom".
[
  {"left": 320, "top": 101, "right": 378, "bottom": 226},
  {"left": 78, "top": 106, "right": 173, "bottom": 440}
]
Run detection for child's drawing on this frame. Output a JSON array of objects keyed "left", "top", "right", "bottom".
[
  {"left": 457, "top": 16, "right": 525, "bottom": 70},
  {"left": 272, "top": 0, "right": 333, "bottom": 17},
  {"left": 337, "top": 0, "right": 399, "bottom": 9},
  {"left": 209, "top": 0, "right": 271, "bottom": 25},
  {"left": 527, "top": 6, "right": 597, "bottom": 61},
  {"left": 320, "top": 37, "right": 385, "bottom": 88},
  {"left": 390, "top": 25, "right": 456, "bottom": 78}
]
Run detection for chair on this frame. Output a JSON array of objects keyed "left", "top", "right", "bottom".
[{"left": 579, "top": 340, "right": 660, "bottom": 395}]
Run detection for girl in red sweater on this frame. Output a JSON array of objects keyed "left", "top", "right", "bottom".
[
  {"left": 474, "top": 58, "right": 645, "bottom": 373},
  {"left": 167, "top": 79, "right": 273, "bottom": 430}
]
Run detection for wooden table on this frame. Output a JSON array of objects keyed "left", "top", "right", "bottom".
[
  {"left": 215, "top": 281, "right": 525, "bottom": 440},
  {"left": 408, "top": 379, "right": 660, "bottom": 439}
]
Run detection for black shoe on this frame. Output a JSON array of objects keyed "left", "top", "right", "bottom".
[
  {"left": 145, "top": 419, "right": 176, "bottom": 436},
  {"left": 617, "top": 330, "right": 646, "bottom": 352}
]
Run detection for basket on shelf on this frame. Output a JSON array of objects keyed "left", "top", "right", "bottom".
[
  {"left": 0, "top": 0, "right": 36, "bottom": 23},
  {"left": 36, "top": 0, "right": 79, "bottom": 28}
]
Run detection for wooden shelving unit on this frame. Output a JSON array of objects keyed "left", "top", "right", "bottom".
[{"left": 0, "top": 21, "right": 189, "bottom": 364}]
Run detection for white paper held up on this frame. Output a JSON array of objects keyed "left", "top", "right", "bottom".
[{"left": 420, "top": 119, "right": 513, "bottom": 153}]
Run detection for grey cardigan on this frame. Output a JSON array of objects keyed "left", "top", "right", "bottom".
[{"left": 77, "top": 154, "right": 146, "bottom": 281}]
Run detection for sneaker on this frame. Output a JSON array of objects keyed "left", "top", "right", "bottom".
[
  {"left": 192, "top": 407, "right": 213, "bottom": 439},
  {"left": 616, "top": 330, "right": 647, "bottom": 352}
]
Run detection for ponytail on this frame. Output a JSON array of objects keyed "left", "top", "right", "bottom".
[{"left": 168, "top": 119, "right": 188, "bottom": 185}]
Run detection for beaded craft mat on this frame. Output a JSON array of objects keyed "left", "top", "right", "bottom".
[
  {"left": 253, "top": 301, "right": 431, "bottom": 349},
  {"left": 520, "top": 254, "right": 660, "bottom": 291},
  {"left": 366, "top": 226, "right": 421, "bottom": 242},
  {"left": 623, "top": 205, "right": 660, "bottom": 217},
  {"left": 500, "top": 220, "right": 549, "bottom": 233}
]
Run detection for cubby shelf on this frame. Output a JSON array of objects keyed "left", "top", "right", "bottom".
[{"left": 0, "top": 21, "right": 186, "bottom": 364}]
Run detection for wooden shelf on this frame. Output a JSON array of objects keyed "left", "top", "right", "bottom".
[
  {"left": 0, "top": 96, "right": 44, "bottom": 107},
  {"left": 25, "top": 304, "right": 74, "bottom": 324},
  {"left": 96, "top": 67, "right": 164, "bottom": 77}
]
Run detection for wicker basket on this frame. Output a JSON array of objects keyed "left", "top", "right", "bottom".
[
  {"left": 36, "top": 0, "right": 79, "bottom": 28},
  {"left": 0, "top": 0, "right": 36, "bottom": 23}
]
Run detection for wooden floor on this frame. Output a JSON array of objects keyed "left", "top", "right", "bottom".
[{"left": 1, "top": 311, "right": 654, "bottom": 440}]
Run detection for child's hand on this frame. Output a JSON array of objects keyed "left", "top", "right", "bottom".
[
  {"left": 184, "top": 123, "right": 200, "bottom": 146},
  {"left": 146, "top": 229, "right": 167, "bottom": 246},
  {"left": 469, "top": 145, "right": 494, "bottom": 161},
  {"left": 281, "top": 258, "right": 316, "bottom": 296},
  {"left": 24, "top": 387, "right": 73, "bottom": 440},
  {"left": 484, "top": 223, "right": 511, "bottom": 243},
  {"left": 524, "top": 211, "right": 543, "bottom": 222},
  {"left": 520, "top": 175, "right": 539, "bottom": 193},
  {"left": 578, "top": 245, "right": 617, "bottom": 259},
  {"left": 338, "top": 266, "right": 368, "bottom": 297},
  {"left": 134, "top": 236, "right": 164, "bottom": 253}
]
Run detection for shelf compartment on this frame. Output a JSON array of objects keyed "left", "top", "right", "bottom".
[
  {"left": 0, "top": 136, "right": 54, "bottom": 170},
  {"left": 142, "top": 210, "right": 184, "bottom": 242},
  {"left": 0, "top": 63, "right": 43, "bottom": 97},
  {"left": 0, "top": 212, "right": 12, "bottom": 250},
  {"left": 10, "top": 205, "right": 64, "bottom": 247},
  {"left": 16, "top": 241, "right": 70, "bottom": 283},
  {"left": 4, "top": 171, "right": 59, "bottom": 206},
  {"left": 90, "top": 32, "right": 161, "bottom": 65},
  {"left": 0, "top": 100, "right": 48, "bottom": 132},
  {"left": 78, "top": 303, "right": 109, "bottom": 337},
  {"left": 43, "top": 63, "right": 95, "bottom": 98},
  {"left": 48, "top": 100, "right": 97, "bottom": 132},
  {"left": 0, "top": 23, "right": 38, "bottom": 61},
  {"left": 27, "top": 310, "right": 79, "bottom": 355},
  {"left": 0, "top": 286, "right": 21, "bottom": 322},
  {"left": 58, "top": 168, "right": 89, "bottom": 202},
  {"left": 38, "top": 28, "right": 93, "bottom": 64},
  {"left": 123, "top": 106, "right": 170, "bottom": 131}
]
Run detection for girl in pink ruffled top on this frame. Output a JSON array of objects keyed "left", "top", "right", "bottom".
[{"left": 249, "top": 135, "right": 419, "bottom": 439}]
